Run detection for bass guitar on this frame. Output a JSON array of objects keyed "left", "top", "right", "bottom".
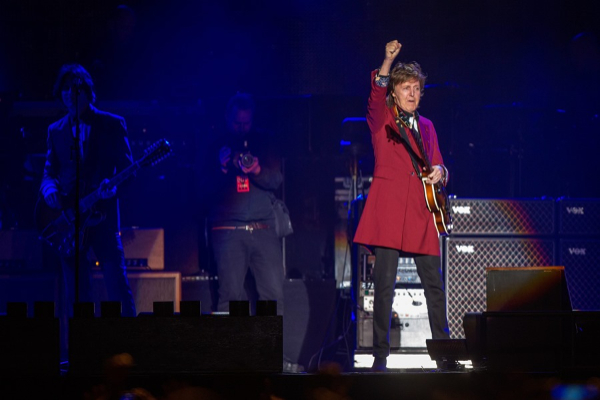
[
  {"left": 392, "top": 111, "right": 453, "bottom": 236},
  {"left": 35, "top": 138, "right": 172, "bottom": 257}
]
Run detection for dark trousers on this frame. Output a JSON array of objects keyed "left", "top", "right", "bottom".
[
  {"left": 212, "top": 227, "right": 284, "bottom": 315},
  {"left": 372, "top": 247, "right": 450, "bottom": 359}
]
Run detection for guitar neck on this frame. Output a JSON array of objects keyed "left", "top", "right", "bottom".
[{"left": 79, "top": 161, "right": 141, "bottom": 212}]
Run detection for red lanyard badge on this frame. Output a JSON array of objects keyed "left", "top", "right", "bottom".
[{"left": 236, "top": 175, "right": 250, "bottom": 192}]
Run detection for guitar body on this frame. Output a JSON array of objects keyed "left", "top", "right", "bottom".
[
  {"left": 35, "top": 138, "right": 173, "bottom": 258},
  {"left": 391, "top": 110, "right": 453, "bottom": 236},
  {"left": 34, "top": 196, "right": 104, "bottom": 258},
  {"left": 421, "top": 179, "right": 452, "bottom": 236}
]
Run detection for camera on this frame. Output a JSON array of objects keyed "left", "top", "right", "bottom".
[{"left": 240, "top": 153, "right": 255, "bottom": 168}]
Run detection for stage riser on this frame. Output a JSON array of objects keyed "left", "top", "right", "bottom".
[
  {"left": 0, "top": 318, "right": 59, "bottom": 376},
  {"left": 464, "top": 312, "right": 600, "bottom": 372},
  {"left": 69, "top": 316, "right": 283, "bottom": 374}
]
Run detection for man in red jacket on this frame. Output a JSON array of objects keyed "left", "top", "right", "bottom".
[{"left": 354, "top": 40, "right": 456, "bottom": 372}]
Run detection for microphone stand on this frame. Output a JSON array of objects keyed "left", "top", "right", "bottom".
[{"left": 73, "top": 84, "right": 82, "bottom": 305}]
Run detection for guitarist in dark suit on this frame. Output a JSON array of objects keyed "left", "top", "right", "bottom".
[
  {"left": 39, "top": 64, "right": 136, "bottom": 360},
  {"left": 354, "top": 41, "right": 458, "bottom": 372}
]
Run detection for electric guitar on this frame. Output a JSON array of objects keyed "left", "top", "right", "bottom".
[
  {"left": 35, "top": 138, "right": 172, "bottom": 257},
  {"left": 393, "top": 112, "right": 453, "bottom": 236}
]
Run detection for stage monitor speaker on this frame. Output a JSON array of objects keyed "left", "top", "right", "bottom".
[
  {"left": 449, "top": 198, "right": 555, "bottom": 236},
  {"left": 560, "top": 239, "right": 600, "bottom": 310},
  {"left": 0, "top": 230, "right": 43, "bottom": 272},
  {"left": 92, "top": 271, "right": 181, "bottom": 315},
  {"left": 120, "top": 227, "right": 164, "bottom": 270},
  {"left": 444, "top": 236, "right": 555, "bottom": 339},
  {"left": 283, "top": 279, "right": 337, "bottom": 370},
  {"left": 557, "top": 198, "right": 600, "bottom": 235},
  {"left": 486, "top": 266, "right": 571, "bottom": 312}
]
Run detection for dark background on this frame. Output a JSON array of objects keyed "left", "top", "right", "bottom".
[{"left": 0, "top": 0, "right": 599, "bottom": 279}]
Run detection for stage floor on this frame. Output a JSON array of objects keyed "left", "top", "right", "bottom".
[
  {"left": 354, "top": 352, "right": 472, "bottom": 370},
  {"left": 2, "top": 365, "right": 599, "bottom": 400}
]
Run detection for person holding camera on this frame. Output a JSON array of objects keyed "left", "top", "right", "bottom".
[{"left": 206, "top": 92, "right": 285, "bottom": 316}]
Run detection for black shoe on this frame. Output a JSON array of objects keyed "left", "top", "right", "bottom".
[
  {"left": 371, "top": 357, "right": 387, "bottom": 372},
  {"left": 283, "top": 357, "right": 305, "bottom": 373},
  {"left": 436, "top": 359, "right": 465, "bottom": 372}
]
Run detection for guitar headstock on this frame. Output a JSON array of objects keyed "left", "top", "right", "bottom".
[{"left": 139, "top": 139, "right": 173, "bottom": 167}]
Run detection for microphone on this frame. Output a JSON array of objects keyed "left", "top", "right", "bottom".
[
  {"left": 405, "top": 289, "right": 422, "bottom": 307},
  {"left": 71, "top": 77, "right": 84, "bottom": 96}
]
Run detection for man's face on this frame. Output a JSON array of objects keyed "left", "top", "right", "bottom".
[
  {"left": 227, "top": 108, "right": 253, "bottom": 136},
  {"left": 61, "top": 77, "right": 90, "bottom": 117},
  {"left": 392, "top": 78, "right": 421, "bottom": 114}
]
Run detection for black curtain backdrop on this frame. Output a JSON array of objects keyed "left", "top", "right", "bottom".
[{"left": 1, "top": 0, "right": 599, "bottom": 277}]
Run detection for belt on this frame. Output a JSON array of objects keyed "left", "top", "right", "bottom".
[{"left": 212, "top": 222, "right": 270, "bottom": 232}]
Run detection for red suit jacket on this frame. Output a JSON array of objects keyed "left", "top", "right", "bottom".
[{"left": 353, "top": 70, "right": 448, "bottom": 256}]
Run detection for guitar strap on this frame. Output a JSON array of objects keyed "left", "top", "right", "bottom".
[
  {"left": 391, "top": 108, "right": 453, "bottom": 235},
  {"left": 392, "top": 108, "right": 426, "bottom": 179}
]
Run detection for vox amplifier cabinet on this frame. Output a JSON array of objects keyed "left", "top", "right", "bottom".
[
  {"left": 444, "top": 237, "right": 555, "bottom": 339},
  {"left": 448, "top": 198, "right": 555, "bottom": 236},
  {"left": 120, "top": 227, "right": 164, "bottom": 270},
  {"left": 560, "top": 239, "right": 600, "bottom": 310},
  {"left": 557, "top": 198, "right": 600, "bottom": 236},
  {"left": 93, "top": 271, "right": 180, "bottom": 315}
]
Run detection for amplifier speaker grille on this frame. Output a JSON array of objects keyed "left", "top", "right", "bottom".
[
  {"left": 93, "top": 271, "right": 181, "bottom": 315},
  {"left": 444, "top": 237, "right": 555, "bottom": 338},
  {"left": 560, "top": 239, "right": 600, "bottom": 310},
  {"left": 558, "top": 199, "right": 600, "bottom": 235},
  {"left": 449, "top": 198, "right": 555, "bottom": 235}
]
